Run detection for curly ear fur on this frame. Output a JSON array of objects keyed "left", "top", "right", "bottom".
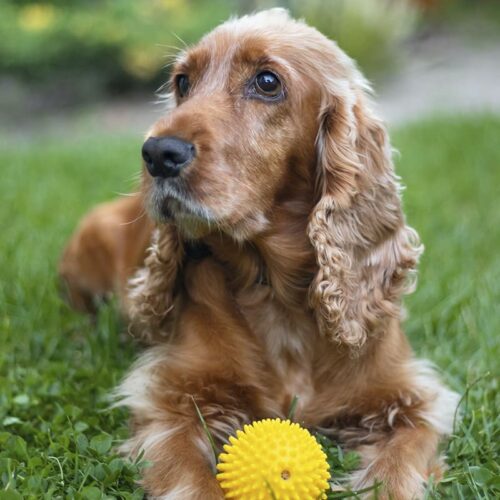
[
  {"left": 308, "top": 74, "right": 422, "bottom": 349},
  {"left": 126, "top": 224, "right": 184, "bottom": 343}
]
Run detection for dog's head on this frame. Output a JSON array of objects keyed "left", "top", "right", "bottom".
[
  {"left": 133, "top": 9, "right": 421, "bottom": 348},
  {"left": 142, "top": 8, "right": 347, "bottom": 239}
]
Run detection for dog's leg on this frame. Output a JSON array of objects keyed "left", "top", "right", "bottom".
[
  {"left": 59, "top": 193, "right": 153, "bottom": 312},
  {"left": 351, "top": 425, "right": 442, "bottom": 499},
  {"left": 124, "top": 417, "right": 224, "bottom": 499},
  {"left": 117, "top": 341, "right": 268, "bottom": 499},
  {"left": 348, "top": 362, "right": 458, "bottom": 499},
  {"left": 118, "top": 258, "right": 277, "bottom": 498}
]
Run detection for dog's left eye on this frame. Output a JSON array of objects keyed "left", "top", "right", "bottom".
[{"left": 176, "top": 74, "right": 190, "bottom": 97}]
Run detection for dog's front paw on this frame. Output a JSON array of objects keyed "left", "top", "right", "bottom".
[{"left": 352, "top": 463, "right": 425, "bottom": 500}]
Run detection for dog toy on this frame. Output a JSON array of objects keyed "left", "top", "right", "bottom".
[{"left": 216, "top": 418, "right": 330, "bottom": 499}]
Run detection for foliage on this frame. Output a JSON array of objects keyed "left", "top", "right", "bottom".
[
  {"left": 0, "top": 0, "right": 233, "bottom": 92},
  {"left": 0, "top": 114, "right": 499, "bottom": 497},
  {"left": 0, "top": 0, "right": 418, "bottom": 95},
  {"left": 420, "top": 0, "right": 500, "bottom": 27},
  {"left": 286, "top": 0, "right": 418, "bottom": 78}
]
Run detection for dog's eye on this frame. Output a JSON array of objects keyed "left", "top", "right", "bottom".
[
  {"left": 176, "top": 74, "right": 190, "bottom": 97},
  {"left": 254, "top": 71, "right": 282, "bottom": 98}
]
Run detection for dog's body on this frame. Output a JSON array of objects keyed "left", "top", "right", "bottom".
[{"left": 60, "top": 10, "right": 458, "bottom": 499}]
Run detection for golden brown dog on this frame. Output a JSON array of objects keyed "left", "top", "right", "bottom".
[{"left": 60, "top": 9, "right": 458, "bottom": 499}]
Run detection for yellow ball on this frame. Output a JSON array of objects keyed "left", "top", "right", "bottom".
[{"left": 216, "top": 418, "right": 330, "bottom": 499}]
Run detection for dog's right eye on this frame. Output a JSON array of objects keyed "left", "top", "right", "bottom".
[
  {"left": 246, "top": 70, "right": 284, "bottom": 102},
  {"left": 176, "top": 74, "right": 190, "bottom": 97},
  {"left": 255, "top": 71, "right": 282, "bottom": 98}
]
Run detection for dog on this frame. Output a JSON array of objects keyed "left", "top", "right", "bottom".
[{"left": 59, "top": 9, "right": 459, "bottom": 499}]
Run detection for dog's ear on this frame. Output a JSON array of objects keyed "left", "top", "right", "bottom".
[
  {"left": 126, "top": 224, "right": 184, "bottom": 343},
  {"left": 308, "top": 76, "right": 422, "bottom": 350}
]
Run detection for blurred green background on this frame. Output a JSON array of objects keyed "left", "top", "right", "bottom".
[
  {"left": 1, "top": 0, "right": 499, "bottom": 499},
  {"left": 1, "top": 0, "right": 498, "bottom": 111},
  {"left": 0, "top": 0, "right": 419, "bottom": 91}
]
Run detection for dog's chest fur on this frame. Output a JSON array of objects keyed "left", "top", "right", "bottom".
[{"left": 236, "top": 286, "right": 324, "bottom": 415}]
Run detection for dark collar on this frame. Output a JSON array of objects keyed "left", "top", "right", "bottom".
[
  {"left": 184, "top": 241, "right": 212, "bottom": 261},
  {"left": 183, "top": 240, "right": 268, "bottom": 286}
]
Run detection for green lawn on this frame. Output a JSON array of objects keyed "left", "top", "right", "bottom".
[{"left": 0, "top": 115, "right": 498, "bottom": 499}]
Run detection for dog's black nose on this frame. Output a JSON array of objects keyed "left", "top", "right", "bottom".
[{"left": 142, "top": 136, "right": 195, "bottom": 178}]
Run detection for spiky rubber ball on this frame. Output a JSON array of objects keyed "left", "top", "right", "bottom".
[{"left": 216, "top": 418, "right": 330, "bottom": 499}]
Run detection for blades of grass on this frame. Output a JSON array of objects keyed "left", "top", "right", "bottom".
[
  {"left": 190, "top": 395, "right": 218, "bottom": 465},
  {"left": 263, "top": 478, "right": 277, "bottom": 500},
  {"left": 329, "top": 481, "right": 382, "bottom": 498},
  {"left": 453, "top": 372, "right": 490, "bottom": 434},
  {"left": 423, "top": 474, "right": 435, "bottom": 499},
  {"left": 77, "top": 464, "right": 92, "bottom": 492},
  {"left": 287, "top": 395, "right": 299, "bottom": 421},
  {"left": 464, "top": 462, "right": 484, "bottom": 499},
  {"left": 47, "top": 455, "right": 65, "bottom": 487}
]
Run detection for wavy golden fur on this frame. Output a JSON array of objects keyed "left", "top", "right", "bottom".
[{"left": 60, "top": 9, "right": 458, "bottom": 499}]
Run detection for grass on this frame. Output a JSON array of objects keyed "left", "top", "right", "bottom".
[{"left": 0, "top": 114, "right": 499, "bottom": 498}]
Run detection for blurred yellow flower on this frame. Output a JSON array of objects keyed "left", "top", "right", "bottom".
[
  {"left": 160, "top": 0, "right": 185, "bottom": 11},
  {"left": 18, "top": 4, "right": 56, "bottom": 32},
  {"left": 122, "top": 47, "right": 163, "bottom": 80}
]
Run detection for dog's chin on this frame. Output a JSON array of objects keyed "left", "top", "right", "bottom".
[
  {"left": 171, "top": 212, "right": 214, "bottom": 239},
  {"left": 148, "top": 196, "right": 215, "bottom": 239}
]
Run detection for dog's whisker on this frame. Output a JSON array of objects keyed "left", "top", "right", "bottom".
[
  {"left": 170, "top": 32, "right": 188, "bottom": 49},
  {"left": 155, "top": 43, "right": 185, "bottom": 53},
  {"left": 120, "top": 210, "right": 147, "bottom": 226},
  {"left": 114, "top": 190, "right": 141, "bottom": 198}
]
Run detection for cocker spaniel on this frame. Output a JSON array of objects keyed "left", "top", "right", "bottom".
[{"left": 59, "top": 9, "right": 458, "bottom": 499}]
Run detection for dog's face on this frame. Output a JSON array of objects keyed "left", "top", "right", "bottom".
[{"left": 142, "top": 11, "right": 327, "bottom": 239}]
